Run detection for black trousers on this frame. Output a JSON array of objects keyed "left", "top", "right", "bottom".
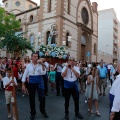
[
  {"left": 56, "top": 72, "right": 64, "bottom": 95},
  {"left": 42, "top": 74, "right": 48, "bottom": 95},
  {"left": 108, "top": 70, "right": 111, "bottom": 80},
  {"left": 113, "top": 112, "right": 120, "bottom": 120},
  {"left": 28, "top": 83, "right": 46, "bottom": 116},
  {"left": 64, "top": 87, "right": 79, "bottom": 115}
]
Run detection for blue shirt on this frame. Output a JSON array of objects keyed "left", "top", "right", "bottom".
[{"left": 98, "top": 67, "right": 108, "bottom": 78}]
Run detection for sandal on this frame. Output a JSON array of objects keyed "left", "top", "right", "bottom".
[
  {"left": 96, "top": 111, "right": 101, "bottom": 116},
  {"left": 88, "top": 109, "right": 94, "bottom": 114}
]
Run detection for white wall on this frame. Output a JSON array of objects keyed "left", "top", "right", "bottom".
[{"left": 98, "top": 9, "right": 115, "bottom": 55}]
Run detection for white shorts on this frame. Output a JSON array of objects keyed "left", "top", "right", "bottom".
[{"left": 5, "top": 90, "right": 14, "bottom": 104}]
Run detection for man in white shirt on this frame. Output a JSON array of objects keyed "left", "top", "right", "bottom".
[
  {"left": 22, "top": 53, "right": 48, "bottom": 120},
  {"left": 61, "top": 57, "right": 83, "bottom": 120},
  {"left": 109, "top": 65, "right": 120, "bottom": 120},
  {"left": 108, "top": 63, "right": 113, "bottom": 80}
]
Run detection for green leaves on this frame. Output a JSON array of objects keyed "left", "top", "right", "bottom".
[
  {"left": 0, "top": 31, "right": 34, "bottom": 54},
  {"left": 0, "top": 8, "right": 33, "bottom": 56}
]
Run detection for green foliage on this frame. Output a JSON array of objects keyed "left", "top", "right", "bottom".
[
  {"left": 0, "top": 7, "right": 20, "bottom": 36},
  {"left": 0, "top": 31, "right": 34, "bottom": 54},
  {"left": 0, "top": 7, "right": 34, "bottom": 56}
]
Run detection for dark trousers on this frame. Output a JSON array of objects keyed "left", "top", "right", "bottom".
[
  {"left": 64, "top": 87, "right": 79, "bottom": 115},
  {"left": 56, "top": 72, "right": 64, "bottom": 95},
  {"left": 113, "top": 112, "right": 120, "bottom": 120},
  {"left": 110, "top": 79, "right": 113, "bottom": 86},
  {"left": 1, "top": 81, "right": 3, "bottom": 89},
  {"left": 43, "top": 74, "right": 48, "bottom": 95},
  {"left": 28, "top": 83, "right": 46, "bottom": 116},
  {"left": 108, "top": 70, "right": 111, "bottom": 80}
]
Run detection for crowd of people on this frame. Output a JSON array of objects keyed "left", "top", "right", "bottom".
[{"left": 0, "top": 53, "right": 120, "bottom": 120}]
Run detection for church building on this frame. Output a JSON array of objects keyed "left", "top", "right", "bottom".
[{"left": 2, "top": 0, "right": 98, "bottom": 62}]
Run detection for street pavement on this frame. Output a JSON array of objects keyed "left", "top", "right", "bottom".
[{"left": 0, "top": 82, "right": 111, "bottom": 120}]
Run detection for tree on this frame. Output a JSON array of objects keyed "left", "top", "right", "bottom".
[{"left": 0, "top": 7, "right": 34, "bottom": 56}]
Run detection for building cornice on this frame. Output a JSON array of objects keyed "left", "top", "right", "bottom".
[
  {"left": 16, "top": 6, "right": 40, "bottom": 16},
  {"left": 2, "top": 0, "right": 37, "bottom": 6},
  {"left": 77, "top": 23, "right": 93, "bottom": 34}
]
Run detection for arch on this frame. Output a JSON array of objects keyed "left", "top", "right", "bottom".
[
  {"left": 18, "top": 18, "right": 21, "bottom": 22},
  {"left": 80, "top": 32, "right": 90, "bottom": 62},
  {"left": 94, "top": 43, "right": 97, "bottom": 54},
  {"left": 81, "top": 35, "right": 86, "bottom": 45},
  {"left": 66, "top": 32, "right": 69, "bottom": 46},
  {"left": 76, "top": 0, "right": 93, "bottom": 30},
  {"left": 29, "top": 15, "right": 34, "bottom": 23},
  {"left": 46, "top": 31, "right": 50, "bottom": 45}
]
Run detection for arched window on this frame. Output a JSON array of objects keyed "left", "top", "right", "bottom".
[
  {"left": 66, "top": 33, "right": 69, "bottom": 46},
  {"left": 29, "top": 15, "right": 33, "bottom": 22},
  {"left": 30, "top": 34, "right": 34, "bottom": 47},
  {"left": 48, "top": 0, "right": 52, "bottom": 13},
  {"left": 68, "top": 0, "right": 71, "bottom": 14},
  {"left": 18, "top": 19, "right": 21, "bottom": 22},
  {"left": 46, "top": 31, "right": 50, "bottom": 45}
]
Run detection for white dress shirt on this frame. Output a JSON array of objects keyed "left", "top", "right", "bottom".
[
  {"left": 110, "top": 74, "right": 120, "bottom": 112},
  {"left": 61, "top": 66, "right": 80, "bottom": 82},
  {"left": 3, "top": 76, "right": 17, "bottom": 88},
  {"left": 108, "top": 64, "right": 113, "bottom": 69},
  {"left": 22, "top": 63, "right": 46, "bottom": 82},
  {"left": 56, "top": 65, "right": 63, "bottom": 72}
]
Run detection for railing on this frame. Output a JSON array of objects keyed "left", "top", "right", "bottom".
[
  {"left": 113, "top": 32, "right": 118, "bottom": 38},
  {"left": 113, "top": 19, "right": 118, "bottom": 24},
  {"left": 113, "top": 24, "right": 118, "bottom": 31},
  {"left": 113, "top": 47, "right": 117, "bottom": 51},
  {"left": 113, "top": 40, "right": 118, "bottom": 44}
]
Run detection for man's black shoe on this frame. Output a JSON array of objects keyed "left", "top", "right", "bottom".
[
  {"left": 30, "top": 115, "right": 35, "bottom": 120},
  {"left": 75, "top": 113, "right": 83, "bottom": 119},
  {"left": 42, "top": 112, "right": 48, "bottom": 118},
  {"left": 65, "top": 114, "right": 69, "bottom": 120}
]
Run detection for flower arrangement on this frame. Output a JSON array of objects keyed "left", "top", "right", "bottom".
[{"left": 39, "top": 44, "right": 69, "bottom": 60}]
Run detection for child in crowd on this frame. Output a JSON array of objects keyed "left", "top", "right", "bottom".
[
  {"left": 2, "top": 68, "right": 17, "bottom": 119},
  {"left": 48, "top": 65, "right": 56, "bottom": 91}
]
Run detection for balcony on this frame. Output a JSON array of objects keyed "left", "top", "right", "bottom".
[
  {"left": 113, "top": 47, "right": 118, "bottom": 52},
  {"left": 114, "top": 19, "right": 118, "bottom": 24},
  {"left": 113, "top": 32, "right": 118, "bottom": 38},
  {"left": 113, "top": 24, "right": 118, "bottom": 31},
  {"left": 113, "top": 55, "right": 118, "bottom": 59},
  {"left": 113, "top": 40, "right": 118, "bottom": 44}
]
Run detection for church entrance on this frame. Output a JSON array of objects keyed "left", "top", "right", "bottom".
[{"left": 81, "top": 35, "right": 86, "bottom": 62}]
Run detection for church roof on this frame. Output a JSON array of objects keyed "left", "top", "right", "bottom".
[{"left": 2, "top": 0, "right": 37, "bottom": 6}]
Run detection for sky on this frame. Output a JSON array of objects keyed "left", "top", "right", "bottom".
[{"left": 0, "top": 0, "right": 120, "bottom": 20}]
